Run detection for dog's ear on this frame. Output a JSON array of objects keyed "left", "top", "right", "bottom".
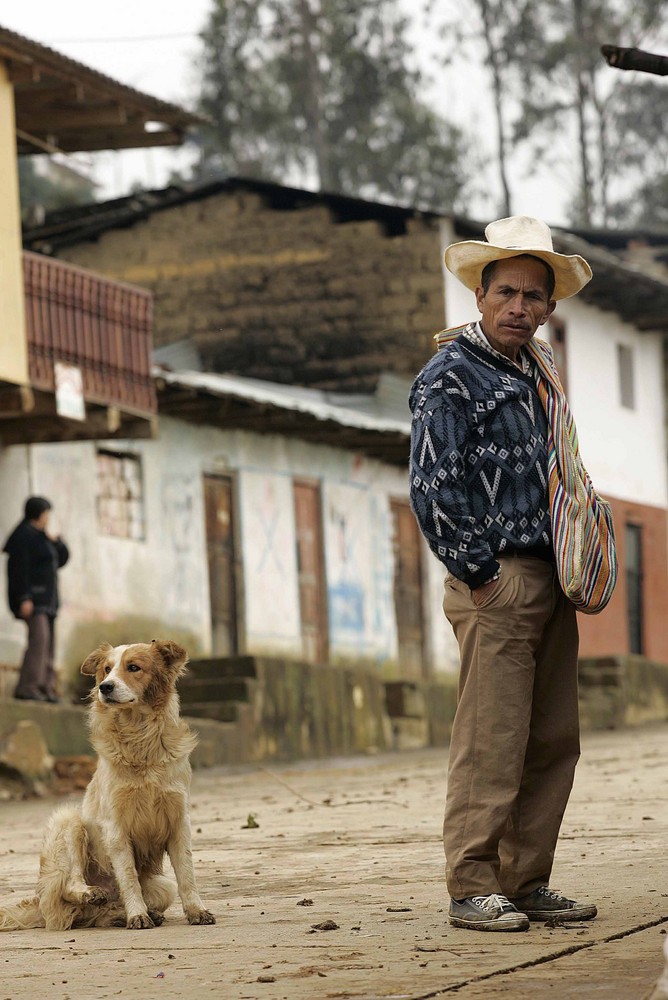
[
  {"left": 151, "top": 639, "right": 189, "bottom": 675},
  {"left": 81, "top": 642, "right": 113, "bottom": 676}
]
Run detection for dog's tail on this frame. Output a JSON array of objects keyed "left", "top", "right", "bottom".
[{"left": 0, "top": 895, "right": 45, "bottom": 931}]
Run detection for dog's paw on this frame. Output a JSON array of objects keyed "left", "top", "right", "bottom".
[
  {"left": 148, "top": 910, "right": 165, "bottom": 927},
  {"left": 84, "top": 886, "right": 108, "bottom": 906},
  {"left": 126, "top": 911, "right": 155, "bottom": 930},
  {"left": 186, "top": 908, "right": 216, "bottom": 925}
]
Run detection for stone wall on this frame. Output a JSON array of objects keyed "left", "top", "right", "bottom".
[
  {"left": 58, "top": 187, "right": 445, "bottom": 391},
  {"left": 3, "top": 653, "right": 663, "bottom": 783},
  {"left": 578, "top": 655, "right": 668, "bottom": 730}
]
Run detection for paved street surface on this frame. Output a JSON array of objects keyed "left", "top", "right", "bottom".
[{"left": 1, "top": 723, "right": 667, "bottom": 1000}]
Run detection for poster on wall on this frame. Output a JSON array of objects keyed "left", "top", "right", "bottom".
[{"left": 55, "top": 362, "right": 86, "bottom": 421}]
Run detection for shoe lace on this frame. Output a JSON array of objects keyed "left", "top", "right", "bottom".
[
  {"left": 471, "top": 893, "right": 513, "bottom": 912},
  {"left": 537, "top": 886, "right": 564, "bottom": 901}
]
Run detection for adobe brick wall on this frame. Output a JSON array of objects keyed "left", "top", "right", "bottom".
[
  {"left": 578, "top": 495, "right": 668, "bottom": 664},
  {"left": 58, "top": 189, "right": 445, "bottom": 391}
]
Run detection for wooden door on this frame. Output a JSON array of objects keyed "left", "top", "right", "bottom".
[
  {"left": 203, "top": 474, "right": 239, "bottom": 656},
  {"left": 293, "top": 480, "right": 328, "bottom": 664},
  {"left": 391, "top": 499, "right": 426, "bottom": 678}
]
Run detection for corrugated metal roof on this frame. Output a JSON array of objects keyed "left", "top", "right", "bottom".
[{"left": 154, "top": 366, "right": 411, "bottom": 436}]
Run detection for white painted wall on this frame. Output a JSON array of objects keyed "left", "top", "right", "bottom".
[
  {"left": 557, "top": 297, "right": 668, "bottom": 508},
  {"left": 0, "top": 415, "right": 462, "bottom": 681}
]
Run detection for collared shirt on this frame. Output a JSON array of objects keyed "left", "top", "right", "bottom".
[{"left": 463, "top": 322, "right": 532, "bottom": 376}]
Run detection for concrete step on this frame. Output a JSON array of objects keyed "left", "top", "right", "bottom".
[
  {"left": 384, "top": 681, "right": 426, "bottom": 719},
  {"left": 186, "top": 656, "right": 257, "bottom": 680},
  {"left": 179, "top": 678, "right": 251, "bottom": 704},
  {"left": 181, "top": 702, "right": 239, "bottom": 723},
  {"left": 183, "top": 718, "right": 247, "bottom": 766}
]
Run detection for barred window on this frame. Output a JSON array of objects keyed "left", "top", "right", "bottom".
[{"left": 96, "top": 449, "right": 145, "bottom": 541}]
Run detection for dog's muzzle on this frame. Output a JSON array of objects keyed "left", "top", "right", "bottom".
[
  {"left": 99, "top": 681, "right": 115, "bottom": 698},
  {"left": 97, "top": 680, "right": 135, "bottom": 705}
]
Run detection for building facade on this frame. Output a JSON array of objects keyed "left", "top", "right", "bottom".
[
  {"left": 0, "top": 382, "right": 460, "bottom": 689},
  {"left": 22, "top": 182, "right": 668, "bottom": 671}
]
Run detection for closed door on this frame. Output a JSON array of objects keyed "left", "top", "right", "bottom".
[
  {"left": 203, "top": 474, "right": 238, "bottom": 656},
  {"left": 293, "top": 480, "right": 328, "bottom": 664},
  {"left": 391, "top": 499, "right": 426, "bottom": 678}
]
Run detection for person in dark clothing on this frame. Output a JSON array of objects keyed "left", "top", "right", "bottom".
[{"left": 4, "top": 496, "right": 69, "bottom": 702}]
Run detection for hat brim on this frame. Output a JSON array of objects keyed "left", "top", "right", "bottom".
[{"left": 444, "top": 241, "right": 592, "bottom": 300}]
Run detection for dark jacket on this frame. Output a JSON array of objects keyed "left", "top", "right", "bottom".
[
  {"left": 3, "top": 520, "right": 69, "bottom": 618},
  {"left": 409, "top": 333, "right": 552, "bottom": 588}
]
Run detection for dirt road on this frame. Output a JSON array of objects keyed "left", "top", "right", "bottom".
[{"left": 1, "top": 724, "right": 667, "bottom": 999}]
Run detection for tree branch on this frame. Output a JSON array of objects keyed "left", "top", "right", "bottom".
[{"left": 601, "top": 45, "right": 668, "bottom": 76}]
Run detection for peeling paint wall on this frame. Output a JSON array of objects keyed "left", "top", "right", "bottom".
[
  {"left": 238, "top": 470, "right": 301, "bottom": 656},
  {"left": 0, "top": 416, "right": 461, "bottom": 685}
]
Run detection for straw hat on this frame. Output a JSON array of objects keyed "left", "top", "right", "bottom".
[{"left": 444, "top": 216, "right": 592, "bottom": 300}]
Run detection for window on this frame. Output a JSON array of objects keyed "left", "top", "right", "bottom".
[
  {"left": 548, "top": 316, "right": 568, "bottom": 397},
  {"left": 625, "top": 523, "right": 643, "bottom": 655},
  {"left": 96, "top": 450, "right": 145, "bottom": 540},
  {"left": 617, "top": 344, "right": 635, "bottom": 410}
]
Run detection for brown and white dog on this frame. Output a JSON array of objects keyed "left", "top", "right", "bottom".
[{"left": 0, "top": 639, "right": 215, "bottom": 931}]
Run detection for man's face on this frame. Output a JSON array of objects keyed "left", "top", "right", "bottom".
[
  {"left": 475, "top": 255, "right": 556, "bottom": 360},
  {"left": 34, "top": 510, "right": 50, "bottom": 531}
]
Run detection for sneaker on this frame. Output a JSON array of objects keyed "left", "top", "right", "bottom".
[
  {"left": 449, "top": 893, "right": 530, "bottom": 931},
  {"left": 508, "top": 885, "right": 597, "bottom": 921}
]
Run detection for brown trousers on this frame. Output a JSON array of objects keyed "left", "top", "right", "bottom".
[
  {"left": 15, "top": 613, "right": 57, "bottom": 700},
  {"left": 442, "top": 555, "right": 580, "bottom": 900}
]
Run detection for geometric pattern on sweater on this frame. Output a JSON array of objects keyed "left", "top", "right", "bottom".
[{"left": 409, "top": 333, "right": 552, "bottom": 587}]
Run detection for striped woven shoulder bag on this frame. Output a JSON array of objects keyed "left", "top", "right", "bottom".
[
  {"left": 527, "top": 336, "right": 617, "bottom": 612},
  {"left": 435, "top": 326, "right": 618, "bottom": 613}
]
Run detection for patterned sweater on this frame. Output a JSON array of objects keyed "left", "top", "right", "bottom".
[{"left": 409, "top": 330, "right": 552, "bottom": 587}]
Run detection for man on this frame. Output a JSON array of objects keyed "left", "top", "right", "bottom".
[
  {"left": 409, "top": 216, "right": 603, "bottom": 932},
  {"left": 4, "top": 496, "right": 69, "bottom": 703}
]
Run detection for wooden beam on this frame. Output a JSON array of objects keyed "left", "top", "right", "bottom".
[
  {"left": 40, "top": 127, "right": 186, "bottom": 153},
  {"left": 0, "top": 409, "right": 156, "bottom": 446},
  {"left": 6, "top": 62, "right": 41, "bottom": 85},
  {"left": 158, "top": 392, "right": 409, "bottom": 462},
  {"left": 0, "top": 44, "right": 32, "bottom": 65},
  {"left": 15, "top": 83, "right": 83, "bottom": 108},
  {"left": 15, "top": 127, "right": 64, "bottom": 155},
  {"left": 0, "top": 384, "right": 35, "bottom": 417},
  {"left": 21, "top": 104, "right": 133, "bottom": 131}
]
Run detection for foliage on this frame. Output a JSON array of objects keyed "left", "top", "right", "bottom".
[
  {"left": 18, "top": 157, "right": 96, "bottom": 221},
  {"left": 426, "top": 0, "right": 668, "bottom": 227},
  {"left": 192, "top": 0, "right": 472, "bottom": 211},
  {"left": 511, "top": 0, "right": 668, "bottom": 226},
  {"left": 427, "top": 0, "right": 546, "bottom": 217}
]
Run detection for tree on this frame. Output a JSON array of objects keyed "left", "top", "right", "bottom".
[
  {"left": 192, "top": 0, "right": 472, "bottom": 211},
  {"left": 426, "top": 0, "right": 668, "bottom": 226},
  {"left": 428, "top": 0, "right": 538, "bottom": 218},
  {"left": 18, "top": 157, "right": 97, "bottom": 222},
  {"left": 600, "top": 57, "right": 668, "bottom": 226},
  {"left": 513, "top": 0, "right": 668, "bottom": 226}
]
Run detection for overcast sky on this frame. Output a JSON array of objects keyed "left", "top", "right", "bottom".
[{"left": 4, "top": 0, "right": 576, "bottom": 223}]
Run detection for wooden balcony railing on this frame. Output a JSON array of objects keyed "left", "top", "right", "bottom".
[{"left": 23, "top": 251, "right": 156, "bottom": 416}]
